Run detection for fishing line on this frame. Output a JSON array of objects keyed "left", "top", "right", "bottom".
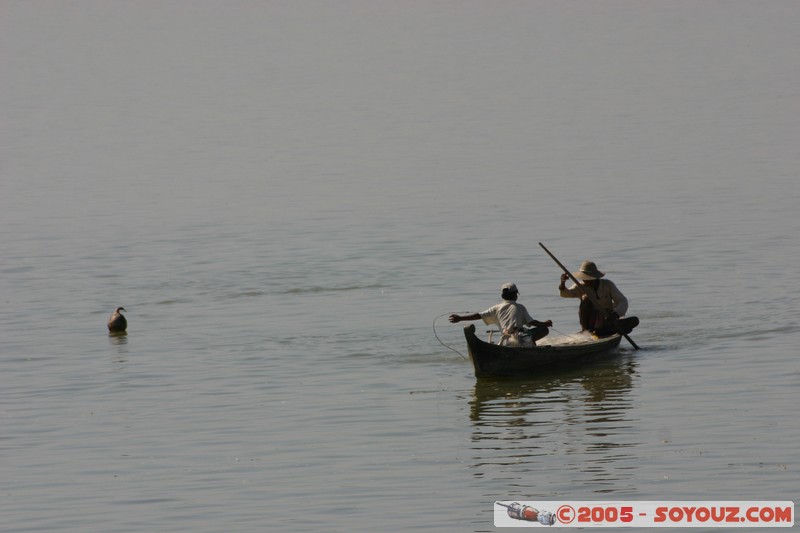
[
  {"left": 432, "top": 312, "right": 470, "bottom": 359},
  {"left": 550, "top": 327, "right": 582, "bottom": 341}
]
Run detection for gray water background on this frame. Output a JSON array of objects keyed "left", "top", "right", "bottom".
[{"left": 2, "top": 1, "right": 798, "bottom": 531}]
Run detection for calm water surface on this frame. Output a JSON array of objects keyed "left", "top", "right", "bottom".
[{"left": 2, "top": 2, "right": 798, "bottom": 531}]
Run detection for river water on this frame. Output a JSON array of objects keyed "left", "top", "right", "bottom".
[{"left": 2, "top": 2, "right": 798, "bottom": 531}]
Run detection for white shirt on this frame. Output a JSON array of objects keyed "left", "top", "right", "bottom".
[
  {"left": 560, "top": 279, "right": 629, "bottom": 316},
  {"left": 480, "top": 300, "right": 535, "bottom": 332}
]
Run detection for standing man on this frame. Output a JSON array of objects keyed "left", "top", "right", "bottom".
[
  {"left": 450, "top": 282, "right": 553, "bottom": 345},
  {"left": 558, "top": 261, "right": 639, "bottom": 337}
]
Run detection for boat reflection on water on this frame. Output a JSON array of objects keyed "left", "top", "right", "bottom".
[{"left": 469, "top": 353, "right": 641, "bottom": 495}]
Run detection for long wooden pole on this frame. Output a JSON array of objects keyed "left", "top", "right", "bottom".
[{"left": 539, "top": 242, "right": 639, "bottom": 350}]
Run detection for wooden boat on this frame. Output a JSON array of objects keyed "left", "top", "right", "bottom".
[{"left": 463, "top": 324, "right": 622, "bottom": 378}]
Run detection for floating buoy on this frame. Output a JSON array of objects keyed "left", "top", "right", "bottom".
[{"left": 496, "top": 502, "right": 556, "bottom": 525}]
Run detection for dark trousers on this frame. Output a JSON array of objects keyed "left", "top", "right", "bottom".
[{"left": 579, "top": 299, "right": 639, "bottom": 337}]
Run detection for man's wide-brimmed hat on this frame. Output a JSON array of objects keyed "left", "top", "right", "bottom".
[{"left": 573, "top": 261, "right": 605, "bottom": 281}]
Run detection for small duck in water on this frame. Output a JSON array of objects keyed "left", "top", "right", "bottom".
[{"left": 107, "top": 307, "right": 127, "bottom": 333}]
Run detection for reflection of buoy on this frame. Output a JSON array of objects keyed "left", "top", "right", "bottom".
[{"left": 108, "top": 307, "right": 127, "bottom": 333}]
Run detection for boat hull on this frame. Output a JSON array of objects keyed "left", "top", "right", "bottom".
[{"left": 464, "top": 324, "right": 622, "bottom": 378}]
